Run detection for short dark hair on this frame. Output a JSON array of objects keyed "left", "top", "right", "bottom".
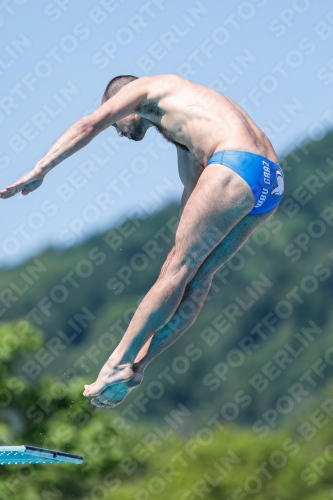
[{"left": 102, "top": 75, "right": 138, "bottom": 103}]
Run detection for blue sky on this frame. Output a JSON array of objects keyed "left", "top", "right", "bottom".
[{"left": 1, "top": 0, "right": 332, "bottom": 267}]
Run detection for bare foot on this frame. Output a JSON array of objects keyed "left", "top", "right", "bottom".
[
  {"left": 91, "top": 382, "right": 133, "bottom": 408},
  {"left": 90, "top": 365, "right": 144, "bottom": 408},
  {"left": 83, "top": 359, "right": 134, "bottom": 397}
]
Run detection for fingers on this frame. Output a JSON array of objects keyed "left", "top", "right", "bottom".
[
  {"left": 0, "top": 183, "right": 25, "bottom": 198},
  {"left": 0, "top": 166, "right": 44, "bottom": 199},
  {"left": 0, "top": 188, "right": 21, "bottom": 199},
  {"left": 0, "top": 179, "right": 42, "bottom": 199}
]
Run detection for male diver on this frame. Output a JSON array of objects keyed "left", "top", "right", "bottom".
[{"left": 0, "top": 75, "right": 284, "bottom": 408}]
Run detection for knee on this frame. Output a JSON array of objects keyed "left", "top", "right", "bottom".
[
  {"left": 189, "top": 259, "right": 214, "bottom": 287},
  {"left": 171, "top": 257, "right": 202, "bottom": 287},
  {"left": 160, "top": 249, "right": 199, "bottom": 285},
  {"left": 160, "top": 263, "right": 193, "bottom": 289}
]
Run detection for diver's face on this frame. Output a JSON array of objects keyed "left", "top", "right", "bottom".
[{"left": 113, "top": 115, "right": 146, "bottom": 141}]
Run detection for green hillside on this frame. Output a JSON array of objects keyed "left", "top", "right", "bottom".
[{"left": 1, "top": 130, "right": 333, "bottom": 432}]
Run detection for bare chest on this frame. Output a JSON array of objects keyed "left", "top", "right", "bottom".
[{"left": 139, "top": 101, "right": 188, "bottom": 146}]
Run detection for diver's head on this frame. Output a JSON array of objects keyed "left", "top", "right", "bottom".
[{"left": 102, "top": 75, "right": 148, "bottom": 141}]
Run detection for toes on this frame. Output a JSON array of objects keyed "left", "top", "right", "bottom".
[
  {"left": 94, "top": 381, "right": 109, "bottom": 395},
  {"left": 90, "top": 396, "right": 114, "bottom": 409},
  {"left": 100, "top": 401, "right": 116, "bottom": 409},
  {"left": 91, "top": 398, "right": 102, "bottom": 407},
  {"left": 90, "top": 379, "right": 110, "bottom": 396},
  {"left": 83, "top": 383, "right": 101, "bottom": 397},
  {"left": 83, "top": 384, "right": 91, "bottom": 396},
  {"left": 92, "top": 395, "right": 101, "bottom": 405},
  {"left": 91, "top": 394, "right": 108, "bottom": 406},
  {"left": 91, "top": 389, "right": 120, "bottom": 408},
  {"left": 91, "top": 400, "right": 99, "bottom": 407},
  {"left": 95, "top": 394, "right": 111, "bottom": 406}
]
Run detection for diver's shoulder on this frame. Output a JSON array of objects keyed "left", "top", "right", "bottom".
[{"left": 145, "top": 74, "right": 192, "bottom": 95}]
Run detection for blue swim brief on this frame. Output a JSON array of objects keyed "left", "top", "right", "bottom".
[{"left": 207, "top": 150, "right": 284, "bottom": 215}]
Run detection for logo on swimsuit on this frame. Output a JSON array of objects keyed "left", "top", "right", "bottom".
[
  {"left": 270, "top": 169, "right": 284, "bottom": 197},
  {"left": 254, "top": 188, "right": 269, "bottom": 208},
  {"left": 263, "top": 161, "right": 271, "bottom": 185},
  {"left": 254, "top": 161, "right": 271, "bottom": 208},
  {"left": 254, "top": 165, "right": 284, "bottom": 209}
]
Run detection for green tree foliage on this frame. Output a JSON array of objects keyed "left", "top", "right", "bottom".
[{"left": 2, "top": 322, "right": 333, "bottom": 499}]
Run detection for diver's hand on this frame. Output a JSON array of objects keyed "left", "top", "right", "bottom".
[{"left": 0, "top": 166, "right": 45, "bottom": 199}]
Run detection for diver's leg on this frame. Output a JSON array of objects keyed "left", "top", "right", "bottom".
[
  {"left": 83, "top": 164, "right": 255, "bottom": 398},
  {"left": 92, "top": 209, "right": 276, "bottom": 407}
]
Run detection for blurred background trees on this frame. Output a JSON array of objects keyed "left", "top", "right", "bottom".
[{"left": 1, "top": 131, "right": 333, "bottom": 498}]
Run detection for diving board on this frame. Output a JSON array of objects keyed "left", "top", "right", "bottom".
[{"left": 0, "top": 446, "right": 83, "bottom": 465}]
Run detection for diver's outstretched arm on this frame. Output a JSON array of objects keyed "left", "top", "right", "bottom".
[{"left": 0, "top": 77, "right": 152, "bottom": 199}]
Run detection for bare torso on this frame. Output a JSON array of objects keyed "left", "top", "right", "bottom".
[
  {"left": 0, "top": 74, "right": 279, "bottom": 203},
  {"left": 137, "top": 74, "right": 279, "bottom": 179}
]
